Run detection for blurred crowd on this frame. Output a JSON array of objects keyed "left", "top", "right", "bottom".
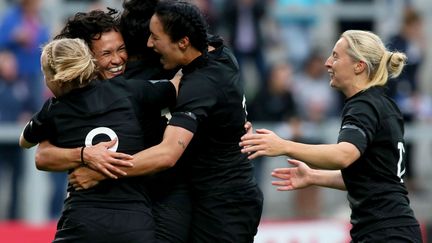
[{"left": 1, "top": 0, "right": 432, "bottom": 222}]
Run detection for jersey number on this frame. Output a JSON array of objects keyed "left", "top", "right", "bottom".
[
  {"left": 85, "top": 127, "right": 119, "bottom": 151},
  {"left": 397, "top": 142, "right": 406, "bottom": 183}
]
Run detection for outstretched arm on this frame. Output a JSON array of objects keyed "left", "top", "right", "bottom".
[
  {"left": 240, "top": 128, "right": 360, "bottom": 170},
  {"left": 272, "top": 159, "right": 346, "bottom": 191}
]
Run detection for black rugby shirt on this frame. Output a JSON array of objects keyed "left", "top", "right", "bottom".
[
  {"left": 23, "top": 76, "right": 176, "bottom": 210},
  {"left": 337, "top": 86, "right": 419, "bottom": 239},
  {"left": 168, "top": 43, "right": 255, "bottom": 195}
]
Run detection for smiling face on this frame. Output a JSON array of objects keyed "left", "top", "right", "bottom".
[
  {"left": 147, "top": 15, "right": 184, "bottom": 70},
  {"left": 325, "top": 37, "right": 358, "bottom": 97},
  {"left": 91, "top": 29, "right": 128, "bottom": 79}
]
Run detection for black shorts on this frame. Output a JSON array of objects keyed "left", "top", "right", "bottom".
[
  {"left": 53, "top": 207, "right": 156, "bottom": 243},
  {"left": 352, "top": 225, "right": 422, "bottom": 243},
  {"left": 190, "top": 185, "right": 264, "bottom": 243},
  {"left": 151, "top": 184, "right": 192, "bottom": 243}
]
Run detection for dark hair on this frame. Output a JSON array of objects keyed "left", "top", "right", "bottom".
[
  {"left": 120, "top": 0, "right": 159, "bottom": 60},
  {"left": 155, "top": 0, "right": 209, "bottom": 54},
  {"left": 55, "top": 8, "right": 120, "bottom": 50}
]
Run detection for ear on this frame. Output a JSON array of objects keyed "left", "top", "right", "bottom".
[
  {"left": 354, "top": 61, "right": 366, "bottom": 74},
  {"left": 178, "top": 36, "right": 190, "bottom": 50}
]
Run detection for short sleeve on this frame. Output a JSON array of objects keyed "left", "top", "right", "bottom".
[
  {"left": 338, "top": 100, "right": 378, "bottom": 154},
  {"left": 168, "top": 73, "right": 218, "bottom": 133},
  {"left": 23, "top": 99, "right": 55, "bottom": 143}
]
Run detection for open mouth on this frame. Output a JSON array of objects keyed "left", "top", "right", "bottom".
[{"left": 109, "top": 65, "right": 124, "bottom": 73}]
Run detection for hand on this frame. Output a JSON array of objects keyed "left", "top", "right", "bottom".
[
  {"left": 271, "top": 159, "right": 312, "bottom": 191},
  {"left": 239, "top": 128, "right": 287, "bottom": 159},
  {"left": 83, "top": 139, "right": 134, "bottom": 179},
  {"left": 170, "top": 69, "right": 183, "bottom": 95},
  {"left": 244, "top": 121, "right": 253, "bottom": 135},
  {"left": 69, "top": 166, "right": 106, "bottom": 190}
]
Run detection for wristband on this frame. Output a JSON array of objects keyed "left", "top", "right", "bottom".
[{"left": 80, "top": 146, "right": 87, "bottom": 166}]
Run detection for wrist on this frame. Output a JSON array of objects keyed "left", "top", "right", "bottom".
[
  {"left": 80, "top": 146, "right": 88, "bottom": 166},
  {"left": 307, "top": 169, "right": 319, "bottom": 186},
  {"left": 284, "top": 140, "right": 293, "bottom": 156}
]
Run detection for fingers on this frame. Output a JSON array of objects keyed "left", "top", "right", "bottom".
[
  {"left": 255, "top": 128, "right": 271, "bottom": 134},
  {"left": 271, "top": 180, "right": 293, "bottom": 191},
  {"left": 271, "top": 180, "right": 290, "bottom": 186},
  {"left": 272, "top": 171, "right": 291, "bottom": 180},
  {"left": 108, "top": 152, "right": 134, "bottom": 166},
  {"left": 247, "top": 150, "right": 262, "bottom": 160},
  {"left": 287, "top": 159, "right": 301, "bottom": 167},
  {"left": 96, "top": 152, "right": 133, "bottom": 178},
  {"left": 99, "top": 139, "right": 117, "bottom": 148},
  {"left": 240, "top": 133, "right": 261, "bottom": 142},
  {"left": 69, "top": 178, "right": 99, "bottom": 190},
  {"left": 240, "top": 143, "right": 261, "bottom": 153},
  {"left": 244, "top": 121, "right": 253, "bottom": 134},
  {"left": 104, "top": 163, "right": 128, "bottom": 177},
  {"left": 272, "top": 168, "right": 291, "bottom": 173},
  {"left": 95, "top": 164, "right": 119, "bottom": 179}
]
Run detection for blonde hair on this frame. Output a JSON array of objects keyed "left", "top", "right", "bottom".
[
  {"left": 41, "top": 38, "right": 97, "bottom": 88},
  {"left": 341, "top": 30, "right": 407, "bottom": 89}
]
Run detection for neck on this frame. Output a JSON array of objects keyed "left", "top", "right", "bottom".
[{"left": 183, "top": 47, "right": 203, "bottom": 66}]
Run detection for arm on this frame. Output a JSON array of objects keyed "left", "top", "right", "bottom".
[
  {"left": 240, "top": 128, "right": 360, "bottom": 170},
  {"left": 272, "top": 159, "right": 346, "bottom": 191},
  {"left": 35, "top": 140, "right": 133, "bottom": 178},
  {"left": 123, "top": 125, "right": 193, "bottom": 176},
  {"left": 34, "top": 141, "right": 83, "bottom": 171},
  {"left": 69, "top": 125, "right": 193, "bottom": 189},
  {"left": 19, "top": 131, "right": 36, "bottom": 149}
]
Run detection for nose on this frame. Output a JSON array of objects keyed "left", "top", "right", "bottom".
[
  {"left": 147, "top": 37, "right": 154, "bottom": 48},
  {"left": 324, "top": 56, "right": 332, "bottom": 68},
  {"left": 111, "top": 52, "right": 124, "bottom": 65}
]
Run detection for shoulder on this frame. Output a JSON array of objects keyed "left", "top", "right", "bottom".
[{"left": 344, "top": 91, "right": 380, "bottom": 118}]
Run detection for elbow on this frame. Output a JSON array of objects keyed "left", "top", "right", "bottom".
[
  {"left": 333, "top": 142, "right": 359, "bottom": 169},
  {"left": 19, "top": 134, "right": 35, "bottom": 149},
  {"left": 336, "top": 157, "right": 353, "bottom": 169},
  {"left": 34, "top": 151, "right": 48, "bottom": 171},
  {"left": 157, "top": 149, "right": 180, "bottom": 170},
  {"left": 160, "top": 153, "right": 178, "bottom": 169},
  {"left": 333, "top": 152, "right": 358, "bottom": 169}
]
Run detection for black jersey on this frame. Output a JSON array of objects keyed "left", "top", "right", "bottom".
[
  {"left": 337, "top": 86, "right": 419, "bottom": 239},
  {"left": 123, "top": 60, "right": 173, "bottom": 148},
  {"left": 168, "top": 42, "right": 255, "bottom": 195},
  {"left": 24, "top": 76, "right": 176, "bottom": 210}
]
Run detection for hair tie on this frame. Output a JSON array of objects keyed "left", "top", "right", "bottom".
[{"left": 386, "top": 52, "right": 394, "bottom": 66}]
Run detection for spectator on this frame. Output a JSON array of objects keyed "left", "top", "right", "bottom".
[
  {"left": 293, "top": 51, "right": 340, "bottom": 122},
  {"left": 248, "top": 60, "right": 298, "bottom": 185},
  {"left": 269, "top": 0, "right": 334, "bottom": 70},
  {"left": 0, "top": 50, "right": 31, "bottom": 220},
  {"left": 248, "top": 61, "right": 297, "bottom": 123},
  {"left": 0, "top": 0, "right": 50, "bottom": 113},
  {"left": 386, "top": 7, "right": 425, "bottom": 192},
  {"left": 223, "top": 0, "right": 267, "bottom": 89}
]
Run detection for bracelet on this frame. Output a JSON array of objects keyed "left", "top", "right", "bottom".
[{"left": 80, "top": 146, "right": 87, "bottom": 166}]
